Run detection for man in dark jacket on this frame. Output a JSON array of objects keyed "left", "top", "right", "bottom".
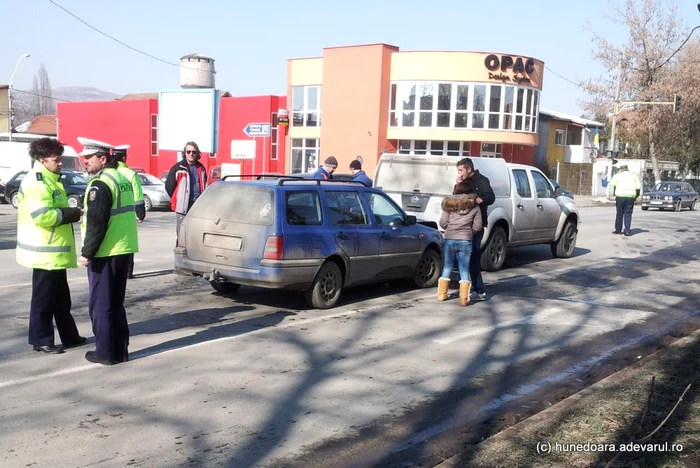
[
  {"left": 312, "top": 156, "right": 338, "bottom": 180},
  {"left": 349, "top": 159, "right": 373, "bottom": 187},
  {"left": 454, "top": 157, "right": 495, "bottom": 301},
  {"left": 165, "top": 141, "right": 208, "bottom": 243}
]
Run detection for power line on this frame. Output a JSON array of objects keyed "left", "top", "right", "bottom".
[
  {"left": 48, "top": 0, "right": 210, "bottom": 74},
  {"left": 544, "top": 65, "right": 616, "bottom": 99},
  {"left": 12, "top": 88, "right": 72, "bottom": 102}
]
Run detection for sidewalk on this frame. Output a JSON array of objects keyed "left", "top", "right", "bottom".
[{"left": 573, "top": 195, "right": 616, "bottom": 207}]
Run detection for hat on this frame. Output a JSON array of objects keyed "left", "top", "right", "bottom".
[
  {"left": 113, "top": 144, "right": 130, "bottom": 158},
  {"left": 323, "top": 156, "right": 338, "bottom": 168},
  {"left": 77, "top": 137, "right": 114, "bottom": 157},
  {"left": 349, "top": 160, "right": 362, "bottom": 170}
]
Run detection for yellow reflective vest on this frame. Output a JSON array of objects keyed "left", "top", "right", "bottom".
[
  {"left": 117, "top": 161, "right": 144, "bottom": 208},
  {"left": 16, "top": 165, "right": 78, "bottom": 270},
  {"left": 81, "top": 168, "right": 139, "bottom": 258},
  {"left": 611, "top": 170, "right": 642, "bottom": 198}
]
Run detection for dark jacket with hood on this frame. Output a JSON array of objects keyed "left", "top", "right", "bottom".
[
  {"left": 453, "top": 169, "right": 495, "bottom": 229},
  {"left": 439, "top": 193, "right": 483, "bottom": 241}
]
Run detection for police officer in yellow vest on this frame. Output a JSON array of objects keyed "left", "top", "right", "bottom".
[
  {"left": 16, "top": 138, "right": 87, "bottom": 354},
  {"left": 113, "top": 145, "right": 145, "bottom": 279},
  {"left": 77, "top": 137, "right": 139, "bottom": 365},
  {"left": 610, "top": 163, "right": 642, "bottom": 236}
]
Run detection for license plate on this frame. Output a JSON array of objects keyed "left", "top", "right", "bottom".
[
  {"left": 203, "top": 233, "right": 243, "bottom": 251},
  {"left": 650, "top": 201, "right": 662, "bottom": 205}
]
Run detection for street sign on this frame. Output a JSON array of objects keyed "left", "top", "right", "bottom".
[{"left": 243, "top": 123, "right": 271, "bottom": 137}]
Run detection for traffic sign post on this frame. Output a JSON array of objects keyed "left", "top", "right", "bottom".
[{"left": 243, "top": 123, "right": 271, "bottom": 138}]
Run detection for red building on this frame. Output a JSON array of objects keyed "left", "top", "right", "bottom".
[{"left": 57, "top": 94, "right": 287, "bottom": 179}]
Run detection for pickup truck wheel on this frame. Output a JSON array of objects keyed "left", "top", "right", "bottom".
[
  {"left": 10, "top": 191, "right": 20, "bottom": 209},
  {"left": 551, "top": 219, "right": 577, "bottom": 258},
  {"left": 412, "top": 248, "right": 441, "bottom": 288},
  {"left": 210, "top": 280, "right": 241, "bottom": 294},
  {"left": 480, "top": 226, "right": 507, "bottom": 272},
  {"left": 305, "top": 261, "right": 343, "bottom": 309}
]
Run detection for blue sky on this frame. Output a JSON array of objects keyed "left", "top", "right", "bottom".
[{"left": 1, "top": 0, "right": 686, "bottom": 116}]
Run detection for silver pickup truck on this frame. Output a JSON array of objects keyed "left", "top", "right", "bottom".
[{"left": 374, "top": 154, "right": 580, "bottom": 271}]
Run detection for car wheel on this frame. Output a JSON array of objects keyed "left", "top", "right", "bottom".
[
  {"left": 143, "top": 195, "right": 152, "bottom": 212},
  {"left": 210, "top": 280, "right": 240, "bottom": 294},
  {"left": 305, "top": 261, "right": 343, "bottom": 309},
  {"left": 67, "top": 195, "right": 80, "bottom": 208},
  {"left": 674, "top": 200, "right": 682, "bottom": 212},
  {"left": 691, "top": 199, "right": 698, "bottom": 211},
  {"left": 481, "top": 226, "right": 507, "bottom": 272},
  {"left": 641, "top": 206, "right": 649, "bottom": 211},
  {"left": 412, "top": 248, "right": 441, "bottom": 288},
  {"left": 10, "top": 191, "right": 20, "bottom": 209},
  {"left": 551, "top": 219, "right": 577, "bottom": 258}
]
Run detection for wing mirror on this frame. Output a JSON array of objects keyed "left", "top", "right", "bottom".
[
  {"left": 554, "top": 186, "right": 564, "bottom": 197},
  {"left": 405, "top": 215, "right": 417, "bottom": 225}
]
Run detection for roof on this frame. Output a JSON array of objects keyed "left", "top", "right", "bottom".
[
  {"left": 539, "top": 108, "right": 604, "bottom": 127},
  {"left": 180, "top": 53, "right": 213, "bottom": 60},
  {"left": 0, "top": 84, "right": 8, "bottom": 90},
  {"left": 26, "top": 115, "right": 57, "bottom": 135},
  {"left": 119, "top": 90, "right": 232, "bottom": 100}
]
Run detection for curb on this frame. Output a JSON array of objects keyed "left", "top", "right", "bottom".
[{"left": 433, "top": 329, "right": 700, "bottom": 467}]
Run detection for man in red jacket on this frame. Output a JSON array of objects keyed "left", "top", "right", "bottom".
[{"left": 165, "top": 141, "right": 208, "bottom": 243}]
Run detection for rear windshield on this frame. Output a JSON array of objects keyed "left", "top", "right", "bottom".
[{"left": 188, "top": 183, "right": 274, "bottom": 225}]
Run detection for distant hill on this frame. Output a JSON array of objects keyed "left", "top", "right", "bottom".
[{"left": 52, "top": 86, "right": 119, "bottom": 102}]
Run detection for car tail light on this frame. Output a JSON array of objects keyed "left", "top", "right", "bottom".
[{"left": 263, "top": 236, "right": 284, "bottom": 260}]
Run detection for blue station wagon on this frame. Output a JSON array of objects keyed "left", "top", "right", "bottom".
[{"left": 174, "top": 177, "right": 444, "bottom": 309}]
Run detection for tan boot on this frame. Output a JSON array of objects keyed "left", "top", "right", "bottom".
[
  {"left": 459, "top": 281, "right": 471, "bottom": 306},
  {"left": 437, "top": 277, "right": 450, "bottom": 301}
]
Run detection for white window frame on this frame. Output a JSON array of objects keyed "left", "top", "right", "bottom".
[
  {"left": 555, "top": 129, "right": 565, "bottom": 146},
  {"left": 292, "top": 85, "right": 321, "bottom": 128},
  {"left": 397, "top": 140, "right": 471, "bottom": 157},
  {"left": 389, "top": 81, "right": 539, "bottom": 134},
  {"left": 270, "top": 112, "right": 279, "bottom": 160},
  {"left": 480, "top": 142, "right": 503, "bottom": 158},
  {"left": 290, "top": 138, "right": 320, "bottom": 173},
  {"left": 151, "top": 114, "right": 158, "bottom": 156}
]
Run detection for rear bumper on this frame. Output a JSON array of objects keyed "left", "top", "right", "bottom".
[{"left": 173, "top": 247, "right": 323, "bottom": 290}]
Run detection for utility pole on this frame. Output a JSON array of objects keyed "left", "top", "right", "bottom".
[
  {"left": 609, "top": 58, "right": 622, "bottom": 157},
  {"left": 8, "top": 54, "right": 31, "bottom": 141}
]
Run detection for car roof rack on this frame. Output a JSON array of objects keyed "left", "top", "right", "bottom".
[{"left": 220, "top": 173, "right": 366, "bottom": 186}]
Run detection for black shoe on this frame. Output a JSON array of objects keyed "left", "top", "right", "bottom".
[
  {"left": 624, "top": 231, "right": 632, "bottom": 236},
  {"left": 62, "top": 336, "right": 88, "bottom": 349},
  {"left": 33, "top": 345, "right": 65, "bottom": 354},
  {"left": 85, "top": 351, "right": 117, "bottom": 366},
  {"left": 612, "top": 231, "right": 622, "bottom": 235}
]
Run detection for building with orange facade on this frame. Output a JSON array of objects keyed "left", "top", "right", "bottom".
[{"left": 286, "top": 43, "right": 544, "bottom": 177}]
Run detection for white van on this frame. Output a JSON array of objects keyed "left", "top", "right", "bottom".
[
  {"left": 374, "top": 154, "right": 581, "bottom": 271},
  {"left": 0, "top": 133, "right": 86, "bottom": 183}
]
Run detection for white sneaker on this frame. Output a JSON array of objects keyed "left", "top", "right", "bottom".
[{"left": 470, "top": 292, "right": 486, "bottom": 301}]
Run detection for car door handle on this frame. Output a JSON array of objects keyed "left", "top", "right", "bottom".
[
  {"left": 517, "top": 203, "right": 524, "bottom": 209},
  {"left": 380, "top": 232, "right": 389, "bottom": 239},
  {"left": 537, "top": 203, "right": 543, "bottom": 209},
  {"left": 336, "top": 232, "right": 347, "bottom": 240}
]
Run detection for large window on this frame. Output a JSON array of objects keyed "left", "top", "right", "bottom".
[
  {"left": 292, "top": 86, "right": 321, "bottom": 127},
  {"left": 151, "top": 114, "right": 158, "bottom": 156},
  {"left": 271, "top": 112, "right": 279, "bottom": 160},
  {"left": 390, "top": 81, "right": 540, "bottom": 133},
  {"left": 481, "top": 143, "right": 503, "bottom": 158},
  {"left": 291, "top": 138, "right": 319, "bottom": 173},
  {"left": 397, "top": 140, "right": 471, "bottom": 157}
]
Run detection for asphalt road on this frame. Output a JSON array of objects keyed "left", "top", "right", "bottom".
[{"left": 1, "top": 203, "right": 699, "bottom": 467}]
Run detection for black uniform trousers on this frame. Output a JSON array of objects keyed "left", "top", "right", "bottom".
[
  {"left": 87, "top": 254, "right": 131, "bottom": 362},
  {"left": 615, "top": 197, "right": 635, "bottom": 234},
  {"left": 29, "top": 268, "right": 81, "bottom": 346}
]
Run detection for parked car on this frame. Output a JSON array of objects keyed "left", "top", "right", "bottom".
[
  {"left": 138, "top": 173, "right": 171, "bottom": 211},
  {"left": 374, "top": 155, "right": 581, "bottom": 272},
  {"left": 160, "top": 171, "right": 169, "bottom": 183},
  {"left": 641, "top": 181, "right": 698, "bottom": 211},
  {"left": 5, "top": 170, "right": 88, "bottom": 209},
  {"left": 0, "top": 180, "right": 6, "bottom": 204},
  {"left": 131, "top": 167, "right": 146, "bottom": 174},
  {"left": 174, "top": 178, "right": 444, "bottom": 309},
  {"left": 549, "top": 179, "right": 575, "bottom": 199}
]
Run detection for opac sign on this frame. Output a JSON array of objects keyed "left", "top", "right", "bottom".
[{"left": 484, "top": 55, "right": 536, "bottom": 85}]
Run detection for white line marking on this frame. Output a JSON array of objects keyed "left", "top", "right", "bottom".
[
  {"left": 0, "top": 364, "right": 97, "bottom": 390},
  {"left": 0, "top": 267, "right": 174, "bottom": 291}
]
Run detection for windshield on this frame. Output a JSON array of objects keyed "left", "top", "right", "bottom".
[
  {"left": 139, "top": 173, "right": 163, "bottom": 186},
  {"left": 62, "top": 156, "right": 86, "bottom": 173},
  {"left": 187, "top": 183, "right": 275, "bottom": 225},
  {"left": 652, "top": 183, "right": 681, "bottom": 192},
  {"left": 61, "top": 173, "right": 88, "bottom": 185}
]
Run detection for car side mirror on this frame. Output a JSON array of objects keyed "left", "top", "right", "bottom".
[
  {"left": 554, "top": 187, "right": 564, "bottom": 197},
  {"left": 405, "top": 215, "right": 417, "bottom": 225}
]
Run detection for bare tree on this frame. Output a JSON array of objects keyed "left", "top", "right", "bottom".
[
  {"left": 24, "top": 63, "right": 56, "bottom": 122},
  {"left": 583, "top": 0, "right": 689, "bottom": 183}
]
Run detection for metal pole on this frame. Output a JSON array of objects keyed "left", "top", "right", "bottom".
[
  {"left": 8, "top": 54, "right": 30, "bottom": 142},
  {"left": 556, "top": 160, "right": 560, "bottom": 183}
]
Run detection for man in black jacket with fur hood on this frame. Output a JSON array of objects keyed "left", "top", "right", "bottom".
[{"left": 453, "top": 157, "right": 495, "bottom": 301}]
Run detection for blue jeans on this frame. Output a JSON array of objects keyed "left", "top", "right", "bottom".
[
  {"left": 441, "top": 239, "right": 472, "bottom": 282},
  {"left": 471, "top": 230, "right": 485, "bottom": 294}
]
